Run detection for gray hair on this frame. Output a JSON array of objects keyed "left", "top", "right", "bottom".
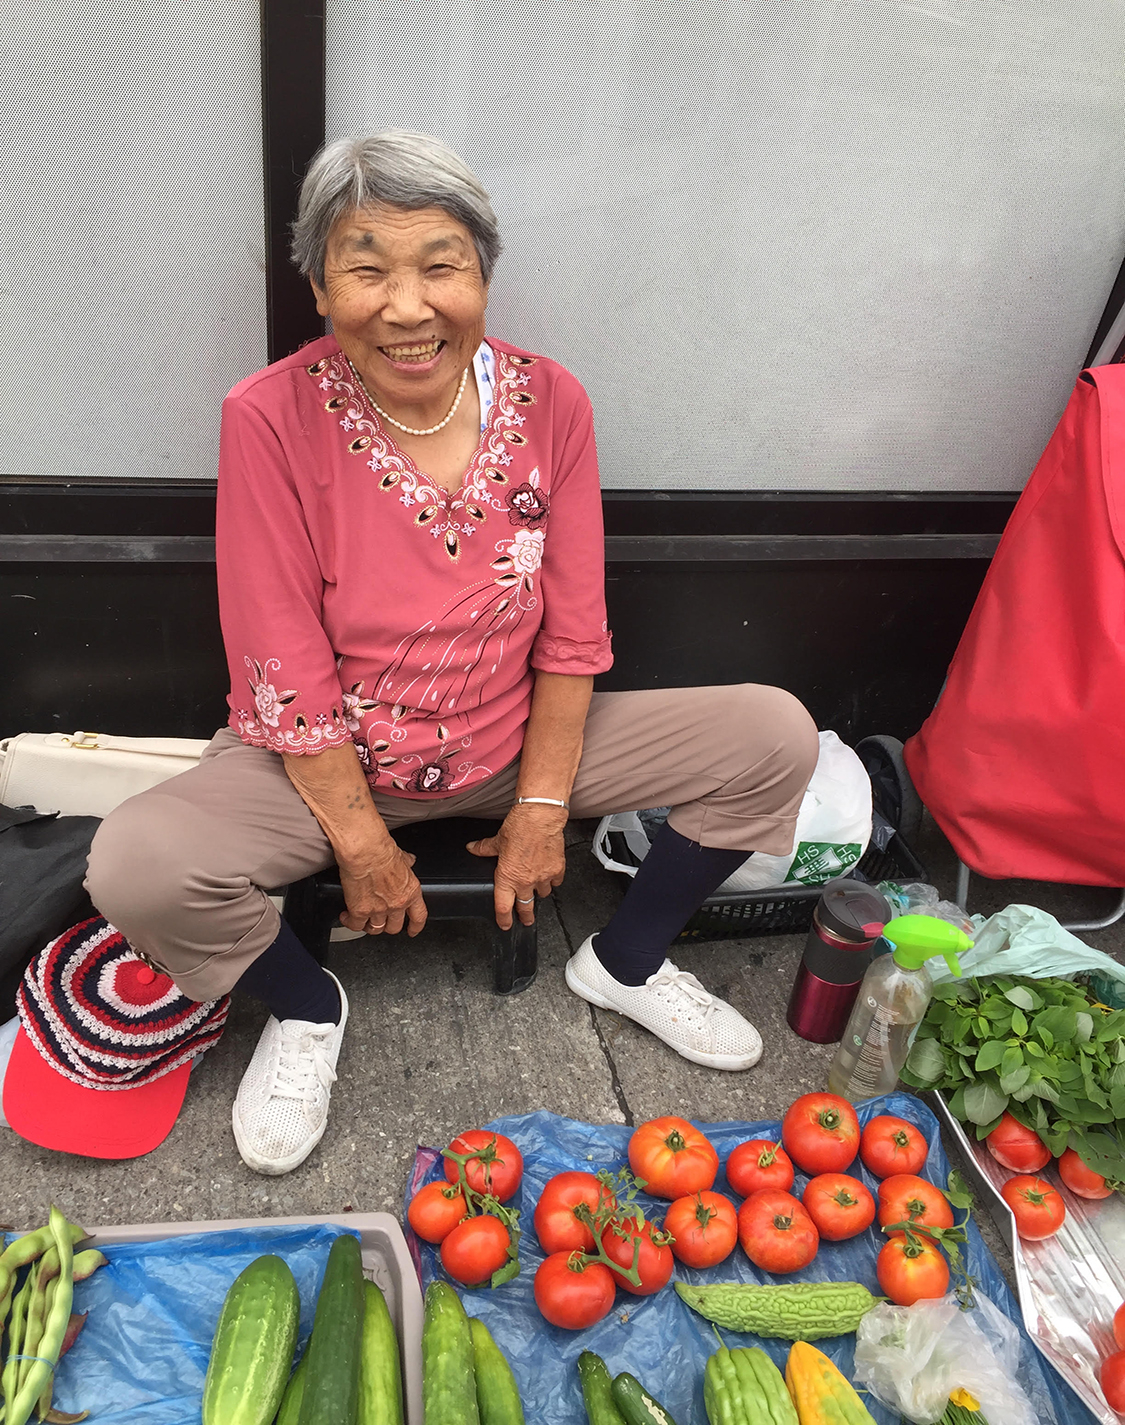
[{"left": 291, "top": 132, "right": 502, "bottom": 288}]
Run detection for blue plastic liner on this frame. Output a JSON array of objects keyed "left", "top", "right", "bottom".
[
  {"left": 13, "top": 1221, "right": 355, "bottom": 1424},
  {"left": 408, "top": 1094, "right": 1098, "bottom": 1425}
]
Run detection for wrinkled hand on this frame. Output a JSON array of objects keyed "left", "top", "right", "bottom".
[
  {"left": 468, "top": 803, "right": 568, "bottom": 928},
  {"left": 338, "top": 839, "right": 428, "bottom": 937}
]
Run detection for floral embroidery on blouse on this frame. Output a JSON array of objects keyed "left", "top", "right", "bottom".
[
  {"left": 236, "top": 657, "right": 352, "bottom": 753},
  {"left": 304, "top": 346, "right": 540, "bottom": 562}
]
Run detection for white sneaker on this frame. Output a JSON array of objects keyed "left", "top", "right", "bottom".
[
  {"left": 232, "top": 971, "right": 349, "bottom": 1175},
  {"left": 565, "top": 936, "right": 763, "bottom": 1071}
]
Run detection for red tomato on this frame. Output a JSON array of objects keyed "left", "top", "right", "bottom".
[
  {"left": 726, "top": 1139, "right": 795, "bottom": 1196},
  {"left": 628, "top": 1116, "right": 719, "bottom": 1199},
  {"left": 877, "top": 1234, "right": 950, "bottom": 1305},
  {"left": 600, "top": 1218, "right": 675, "bottom": 1296},
  {"left": 801, "top": 1173, "right": 876, "bottom": 1242},
  {"left": 1100, "top": 1350, "right": 1125, "bottom": 1413},
  {"left": 877, "top": 1175, "right": 954, "bottom": 1232},
  {"left": 1115, "top": 1303, "right": 1125, "bottom": 1351},
  {"left": 534, "top": 1251, "right": 617, "bottom": 1330},
  {"left": 985, "top": 1113, "right": 1051, "bottom": 1173},
  {"left": 439, "top": 1214, "right": 511, "bottom": 1286},
  {"left": 443, "top": 1130, "right": 523, "bottom": 1202},
  {"left": 664, "top": 1191, "right": 738, "bottom": 1268},
  {"left": 781, "top": 1094, "right": 860, "bottom": 1174},
  {"left": 534, "top": 1171, "right": 616, "bottom": 1254},
  {"left": 860, "top": 1116, "right": 928, "bottom": 1179},
  {"left": 406, "top": 1181, "right": 468, "bottom": 1244},
  {"left": 1000, "top": 1175, "right": 1066, "bottom": 1241},
  {"left": 1057, "top": 1147, "right": 1113, "bottom": 1200},
  {"left": 737, "top": 1189, "right": 819, "bottom": 1274}
]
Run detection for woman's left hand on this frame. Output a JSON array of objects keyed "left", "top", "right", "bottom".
[{"left": 468, "top": 802, "right": 568, "bottom": 928}]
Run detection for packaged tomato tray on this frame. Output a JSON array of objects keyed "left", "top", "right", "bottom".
[{"left": 405, "top": 1092, "right": 1095, "bottom": 1425}]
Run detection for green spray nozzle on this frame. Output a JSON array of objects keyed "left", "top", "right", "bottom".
[{"left": 883, "top": 914, "right": 972, "bottom": 977}]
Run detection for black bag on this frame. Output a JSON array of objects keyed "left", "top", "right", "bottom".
[{"left": 0, "top": 803, "right": 100, "bottom": 1016}]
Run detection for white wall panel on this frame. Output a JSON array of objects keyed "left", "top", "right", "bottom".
[
  {"left": 0, "top": 0, "right": 265, "bottom": 480},
  {"left": 327, "top": 0, "right": 1125, "bottom": 490}
]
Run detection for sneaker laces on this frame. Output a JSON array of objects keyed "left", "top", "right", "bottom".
[
  {"left": 270, "top": 1023, "right": 338, "bottom": 1103},
  {"left": 646, "top": 965, "right": 716, "bottom": 1028}
]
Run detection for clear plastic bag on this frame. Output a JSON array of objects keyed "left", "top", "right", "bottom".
[
  {"left": 928, "top": 903, "right": 1125, "bottom": 991},
  {"left": 852, "top": 1291, "right": 1039, "bottom": 1425}
]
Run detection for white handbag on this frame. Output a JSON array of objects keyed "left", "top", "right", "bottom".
[{"left": 0, "top": 731, "right": 209, "bottom": 818}]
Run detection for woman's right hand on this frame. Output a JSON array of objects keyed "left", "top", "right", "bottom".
[{"left": 338, "top": 840, "right": 428, "bottom": 937}]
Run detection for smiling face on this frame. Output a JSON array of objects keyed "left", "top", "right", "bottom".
[{"left": 312, "top": 203, "right": 488, "bottom": 419}]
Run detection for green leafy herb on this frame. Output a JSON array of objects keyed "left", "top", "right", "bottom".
[{"left": 900, "top": 974, "right": 1125, "bottom": 1185}]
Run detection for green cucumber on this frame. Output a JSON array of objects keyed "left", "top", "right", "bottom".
[
  {"left": 469, "top": 1317, "right": 524, "bottom": 1424},
  {"left": 202, "top": 1254, "right": 299, "bottom": 1425},
  {"left": 422, "top": 1281, "right": 480, "bottom": 1425},
  {"left": 276, "top": 1356, "right": 307, "bottom": 1425},
  {"left": 610, "top": 1372, "right": 680, "bottom": 1425},
  {"left": 358, "top": 1280, "right": 404, "bottom": 1425},
  {"left": 578, "top": 1352, "right": 627, "bottom": 1425},
  {"left": 297, "top": 1233, "right": 366, "bottom": 1425}
]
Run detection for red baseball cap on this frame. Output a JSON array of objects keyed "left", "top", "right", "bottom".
[{"left": 3, "top": 917, "right": 229, "bottom": 1159}]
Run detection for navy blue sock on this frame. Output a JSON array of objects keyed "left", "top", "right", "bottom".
[
  {"left": 594, "top": 822, "right": 750, "bottom": 986},
  {"left": 235, "top": 918, "right": 341, "bottom": 1024}
]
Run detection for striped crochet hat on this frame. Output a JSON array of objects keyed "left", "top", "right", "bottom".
[{"left": 3, "top": 916, "right": 229, "bottom": 1158}]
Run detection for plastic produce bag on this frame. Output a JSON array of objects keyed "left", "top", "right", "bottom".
[
  {"left": 853, "top": 1291, "right": 1039, "bottom": 1425},
  {"left": 929, "top": 903, "right": 1125, "bottom": 994},
  {"left": 406, "top": 1095, "right": 1083, "bottom": 1425},
  {"left": 25, "top": 1222, "right": 354, "bottom": 1424},
  {"left": 593, "top": 730, "right": 872, "bottom": 892}
]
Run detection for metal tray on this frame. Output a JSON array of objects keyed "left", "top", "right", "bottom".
[
  {"left": 930, "top": 1092, "right": 1125, "bottom": 1425},
  {"left": 88, "top": 1211, "right": 424, "bottom": 1424}
]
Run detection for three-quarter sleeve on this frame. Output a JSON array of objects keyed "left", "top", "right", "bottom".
[
  {"left": 215, "top": 392, "right": 352, "bottom": 755},
  {"left": 530, "top": 392, "right": 614, "bottom": 676}
]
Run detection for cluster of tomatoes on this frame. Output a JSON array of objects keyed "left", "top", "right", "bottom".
[
  {"left": 985, "top": 1113, "right": 1125, "bottom": 1413},
  {"left": 407, "top": 1129, "right": 525, "bottom": 1287},
  {"left": 405, "top": 1100, "right": 966, "bottom": 1332}
]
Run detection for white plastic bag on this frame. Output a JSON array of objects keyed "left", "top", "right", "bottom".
[
  {"left": 591, "top": 732, "right": 872, "bottom": 892},
  {"left": 852, "top": 1292, "right": 1039, "bottom": 1425}
]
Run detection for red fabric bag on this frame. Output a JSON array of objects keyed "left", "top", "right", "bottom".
[{"left": 905, "top": 366, "right": 1125, "bottom": 887}]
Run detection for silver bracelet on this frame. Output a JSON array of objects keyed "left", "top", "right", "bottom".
[{"left": 516, "top": 796, "right": 569, "bottom": 810}]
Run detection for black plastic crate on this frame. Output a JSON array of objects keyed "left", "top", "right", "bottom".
[{"left": 600, "top": 815, "right": 927, "bottom": 941}]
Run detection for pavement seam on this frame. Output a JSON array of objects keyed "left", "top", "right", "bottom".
[{"left": 550, "top": 893, "right": 635, "bottom": 1126}]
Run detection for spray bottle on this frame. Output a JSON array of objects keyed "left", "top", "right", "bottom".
[{"left": 827, "top": 915, "right": 972, "bottom": 1102}]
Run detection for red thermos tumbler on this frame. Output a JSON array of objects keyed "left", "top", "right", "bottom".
[{"left": 786, "top": 878, "right": 891, "bottom": 1044}]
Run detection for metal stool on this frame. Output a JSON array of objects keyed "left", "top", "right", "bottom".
[{"left": 281, "top": 816, "right": 538, "bottom": 995}]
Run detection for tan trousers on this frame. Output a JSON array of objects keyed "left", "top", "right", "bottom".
[{"left": 85, "top": 684, "right": 818, "bottom": 1002}]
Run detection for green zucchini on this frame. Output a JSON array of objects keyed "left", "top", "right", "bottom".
[
  {"left": 578, "top": 1352, "right": 627, "bottom": 1425},
  {"left": 610, "top": 1372, "right": 680, "bottom": 1425},
  {"left": 297, "top": 1233, "right": 366, "bottom": 1425},
  {"left": 358, "top": 1280, "right": 404, "bottom": 1425},
  {"left": 422, "top": 1281, "right": 480, "bottom": 1425},
  {"left": 202, "top": 1254, "right": 299, "bottom": 1425},
  {"left": 468, "top": 1317, "right": 524, "bottom": 1424},
  {"left": 276, "top": 1356, "right": 307, "bottom": 1425}
]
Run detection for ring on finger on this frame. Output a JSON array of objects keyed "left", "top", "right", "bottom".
[
  {"left": 515, "top": 895, "right": 535, "bottom": 905},
  {"left": 368, "top": 920, "right": 387, "bottom": 929}
]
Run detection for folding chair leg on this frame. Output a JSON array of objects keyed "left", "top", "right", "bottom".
[
  {"left": 491, "top": 918, "right": 538, "bottom": 995},
  {"left": 954, "top": 860, "right": 971, "bottom": 912},
  {"left": 282, "top": 878, "right": 333, "bottom": 967},
  {"left": 1063, "top": 889, "right": 1125, "bottom": 933}
]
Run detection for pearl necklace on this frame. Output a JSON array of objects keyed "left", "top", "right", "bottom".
[{"left": 348, "top": 359, "right": 469, "bottom": 437}]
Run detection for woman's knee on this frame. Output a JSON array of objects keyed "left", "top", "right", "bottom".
[
  {"left": 85, "top": 795, "right": 193, "bottom": 931},
  {"left": 721, "top": 683, "right": 819, "bottom": 781}
]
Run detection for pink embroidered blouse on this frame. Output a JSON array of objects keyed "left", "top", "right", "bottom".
[{"left": 215, "top": 335, "right": 613, "bottom": 797}]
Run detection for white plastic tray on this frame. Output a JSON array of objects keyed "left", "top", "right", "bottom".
[{"left": 87, "top": 1211, "right": 423, "bottom": 1424}]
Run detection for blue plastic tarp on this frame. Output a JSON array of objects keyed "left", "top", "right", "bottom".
[
  {"left": 8, "top": 1221, "right": 356, "bottom": 1424},
  {"left": 407, "top": 1094, "right": 1098, "bottom": 1425}
]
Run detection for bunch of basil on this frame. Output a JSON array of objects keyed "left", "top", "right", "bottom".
[{"left": 901, "top": 974, "right": 1125, "bottom": 1183}]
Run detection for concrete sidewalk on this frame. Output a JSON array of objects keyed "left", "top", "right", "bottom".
[{"left": 2, "top": 813, "right": 1122, "bottom": 1273}]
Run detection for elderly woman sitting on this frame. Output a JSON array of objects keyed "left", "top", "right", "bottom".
[{"left": 86, "top": 133, "right": 818, "bottom": 1175}]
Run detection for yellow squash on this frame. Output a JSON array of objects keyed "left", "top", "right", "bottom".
[{"left": 784, "top": 1342, "right": 878, "bottom": 1425}]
